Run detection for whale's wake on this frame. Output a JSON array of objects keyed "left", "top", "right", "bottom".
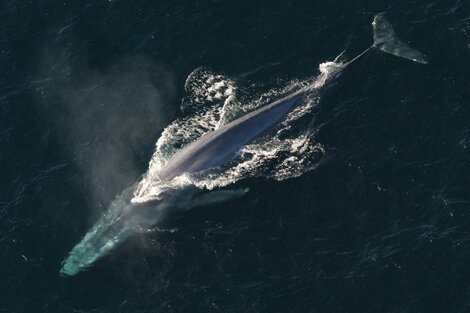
[
  {"left": 132, "top": 63, "right": 336, "bottom": 202},
  {"left": 61, "top": 13, "right": 428, "bottom": 277},
  {"left": 60, "top": 61, "right": 338, "bottom": 276}
]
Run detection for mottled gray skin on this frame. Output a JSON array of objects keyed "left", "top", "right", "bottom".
[
  {"left": 158, "top": 90, "right": 307, "bottom": 181},
  {"left": 61, "top": 14, "right": 428, "bottom": 276},
  {"left": 157, "top": 48, "right": 374, "bottom": 182}
]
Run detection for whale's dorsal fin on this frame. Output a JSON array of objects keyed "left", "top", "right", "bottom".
[{"left": 373, "top": 13, "right": 428, "bottom": 64}]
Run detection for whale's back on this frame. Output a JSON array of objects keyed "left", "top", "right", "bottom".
[{"left": 158, "top": 91, "right": 305, "bottom": 181}]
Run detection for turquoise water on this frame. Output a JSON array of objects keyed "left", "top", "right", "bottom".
[{"left": 1, "top": 1, "right": 470, "bottom": 312}]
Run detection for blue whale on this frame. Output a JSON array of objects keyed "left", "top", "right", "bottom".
[{"left": 60, "top": 13, "right": 427, "bottom": 276}]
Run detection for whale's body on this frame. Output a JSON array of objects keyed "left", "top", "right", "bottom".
[
  {"left": 60, "top": 14, "right": 427, "bottom": 276},
  {"left": 158, "top": 91, "right": 305, "bottom": 181}
]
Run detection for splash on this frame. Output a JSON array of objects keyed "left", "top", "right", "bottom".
[
  {"left": 61, "top": 59, "right": 342, "bottom": 276},
  {"left": 132, "top": 61, "right": 341, "bottom": 202},
  {"left": 61, "top": 13, "right": 429, "bottom": 276}
]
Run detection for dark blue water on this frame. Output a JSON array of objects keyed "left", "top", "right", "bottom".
[{"left": 2, "top": 1, "right": 470, "bottom": 312}]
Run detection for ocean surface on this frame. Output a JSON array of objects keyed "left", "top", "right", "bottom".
[{"left": 2, "top": 1, "right": 470, "bottom": 312}]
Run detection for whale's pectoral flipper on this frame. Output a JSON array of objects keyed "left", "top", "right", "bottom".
[
  {"left": 192, "top": 188, "right": 250, "bottom": 207},
  {"left": 373, "top": 13, "right": 428, "bottom": 64},
  {"left": 60, "top": 13, "right": 429, "bottom": 277}
]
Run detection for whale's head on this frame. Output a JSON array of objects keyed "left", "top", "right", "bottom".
[
  {"left": 60, "top": 188, "right": 163, "bottom": 276},
  {"left": 60, "top": 204, "right": 134, "bottom": 276}
]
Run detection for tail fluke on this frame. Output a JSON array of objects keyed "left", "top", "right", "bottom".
[{"left": 372, "top": 13, "right": 428, "bottom": 64}]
